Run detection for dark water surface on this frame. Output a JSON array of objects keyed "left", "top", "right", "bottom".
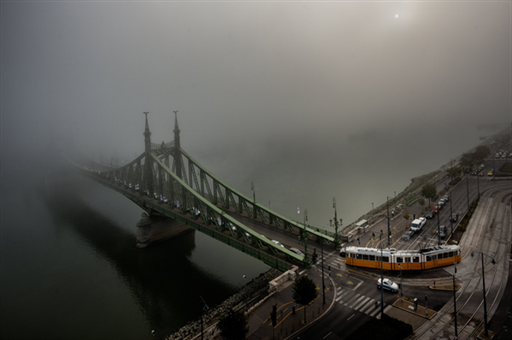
[{"left": 0, "top": 125, "right": 494, "bottom": 339}]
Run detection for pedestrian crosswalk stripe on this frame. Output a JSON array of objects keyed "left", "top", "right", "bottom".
[
  {"left": 348, "top": 294, "right": 365, "bottom": 309},
  {"left": 369, "top": 306, "right": 382, "bottom": 318},
  {"left": 354, "top": 296, "right": 371, "bottom": 310},
  {"left": 359, "top": 300, "right": 377, "bottom": 314},
  {"left": 336, "top": 292, "right": 386, "bottom": 318}
]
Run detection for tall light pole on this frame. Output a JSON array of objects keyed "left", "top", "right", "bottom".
[
  {"left": 399, "top": 263, "right": 403, "bottom": 302},
  {"left": 380, "top": 246, "right": 384, "bottom": 319},
  {"left": 452, "top": 263, "right": 458, "bottom": 339},
  {"left": 321, "top": 237, "right": 325, "bottom": 305},
  {"left": 333, "top": 197, "right": 341, "bottom": 248},
  {"left": 471, "top": 251, "right": 496, "bottom": 336},
  {"left": 449, "top": 193, "right": 454, "bottom": 237},
  {"left": 466, "top": 174, "right": 470, "bottom": 212},
  {"left": 251, "top": 182, "right": 256, "bottom": 218},
  {"left": 303, "top": 209, "right": 309, "bottom": 263},
  {"left": 386, "top": 197, "right": 391, "bottom": 246},
  {"left": 437, "top": 206, "right": 441, "bottom": 246}
]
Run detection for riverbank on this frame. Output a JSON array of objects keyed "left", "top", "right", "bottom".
[{"left": 164, "top": 268, "right": 282, "bottom": 340}]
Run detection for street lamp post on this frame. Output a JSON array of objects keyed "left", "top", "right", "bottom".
[
  {"left": 399, "top": 264, "right": 403, "bottom": 302},
  {"left": 333, "top": 197, "right": 341, "bottom": 248},
  {"left": 471, "top": 251, "right": 496, "bottom": 336},
  {"left": 466, "top": 174, "right": 470, "bottom": 212},
  {"left": 437, "top": 207, "right": 441, "bottom": 246},
  {"left": 453, "top": 263, "right": 458, "bottom": 339},
  {"left": 251, "top": 182, "right": 256, "bottom": 218},
  {"left": 303, "top": 210, "right": 309, "bottom": 263},
  {"left": 386, "top": 197, "right": 391, "bottom": 246},
  {"left": 321, "top": 237, "right": 325, "bottom": 305},
  {"left": 449, "top": 193, "right": 453, "bottom": 237},
  {"left": 380, "top": 246, "right": 384, "bottom": 319}
]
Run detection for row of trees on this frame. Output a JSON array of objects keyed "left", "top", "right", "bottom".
[
  {"left": 216, "top": 275, "right": 318, "bottom": 340},
  {"left": 459, "top": 145, "right": 491, "bottom": 171}
]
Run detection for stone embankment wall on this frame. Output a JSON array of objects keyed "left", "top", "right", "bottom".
[{"left": 166, "top": 268, "right": 282, "bottom": 340}]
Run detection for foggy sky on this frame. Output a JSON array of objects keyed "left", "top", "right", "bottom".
[{"left": 1, "top": 1, "right": 510, "bottom": 165}]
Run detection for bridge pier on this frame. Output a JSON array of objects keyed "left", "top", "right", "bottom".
[{"left": 136, "top": 212, "right": 193, "bottom": 248}]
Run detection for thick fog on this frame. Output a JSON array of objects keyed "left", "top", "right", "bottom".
[{"left": 1, "top": 1, "right": 510, "bottom": 187}]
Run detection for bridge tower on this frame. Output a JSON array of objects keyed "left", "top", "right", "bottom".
[
  {"left": 173, "top": 111, "right": 182, "bottom": 179},
  {"left": 143, "top": 112, "right": 154, "bottom": 195}
]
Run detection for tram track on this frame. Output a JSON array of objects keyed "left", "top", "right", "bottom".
[{"left": 413, "top": 187, "right": 511, "bottom": 340}]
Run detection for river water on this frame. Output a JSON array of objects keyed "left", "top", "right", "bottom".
[{"left": 0, "top": 124, "right": 497, "bottom": 339}]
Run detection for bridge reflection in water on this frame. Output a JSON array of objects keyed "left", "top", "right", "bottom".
[{"left": 42, "top": 178, "right": 265, "bottom": 336}]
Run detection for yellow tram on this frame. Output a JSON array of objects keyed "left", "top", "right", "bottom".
[{"left": 344, "top": 245, "right": 461, "bottom": 271}]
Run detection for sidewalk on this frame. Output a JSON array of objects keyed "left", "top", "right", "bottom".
[{"left": 246, "top": 268, "right": 336, "bottom": 340}]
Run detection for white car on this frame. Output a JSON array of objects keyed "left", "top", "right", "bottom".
[
  {"left": 271, "top": 240, "right": 284, "bottom": 248},
  {"left": 377, "top": 278, "right": 399, "bottom": 293}
]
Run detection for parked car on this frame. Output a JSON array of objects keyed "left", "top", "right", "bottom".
[
  {"left": 403, "top": 230, "right": 413, "bottom": 241},
  {"left": 432, "top": 206, "right": 439, "bottom": 213},
  {"left": 377, "top": 278, "right": 399, "bottom": 293},
  {"left": 426, "top": 211, "right": 434, "bottom": 219},
  {"left": 443, "top": 195, "right": 449, "bottom": 202},
  {"left": 450, "top": 213, "right": 458, "bottom": 222},
  {"left": 439, "top": 225, "right": 447, "bottom": 239}
]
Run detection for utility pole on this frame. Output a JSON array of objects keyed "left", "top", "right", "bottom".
[
  {"left": 466, "top": 174, "right": 470, "bottom": 212},
  {"left": 321, "top": 237, "right": 325, "bottom": 305},
  {"left": 386, "top": 197, "right": 391, "bottom": 246},
  {"left": 449, "top": 193, "right": 454, "bottom": 237},
  {"left": 333, "top": 197, "right": 341, "bottom": 248},
  {"left": 453, "top": 263, "right": 458, "bottom": 339},
  {"left": 380, "top": 246, "right": 384, "bottom": 319}
]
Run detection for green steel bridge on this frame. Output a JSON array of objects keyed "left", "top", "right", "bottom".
[{"left": 63, "top": 112, "right": 340, "bottom": 271}]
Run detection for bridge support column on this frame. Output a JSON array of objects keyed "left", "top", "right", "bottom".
[{"left": 136, "top": 212, "right": 193, "bottom": 248}]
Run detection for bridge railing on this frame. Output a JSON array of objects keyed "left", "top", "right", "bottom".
[
  {"left": 148, "top": 153, "right": 306, "bottom": 267},
  {"left": 179, "top": 148, "right": 337, "bottom": 246}
]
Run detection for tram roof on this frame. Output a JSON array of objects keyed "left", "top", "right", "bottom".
[{"left": 345, "top": 245, "right": 460, "bottom": 256}]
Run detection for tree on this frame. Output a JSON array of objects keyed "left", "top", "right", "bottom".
[
  {"left": 446, "top": 166, "right": 461, "bottom": 181},
  {"left": 418, "top": 198, "right": 425, "bottom": 212},
  {"left": 292, "top": 275, "right": 318, "bottom": 324},
  {"left": 403, "top": 211, "right": 410, "bottom": 223},
  {"left": 472, "top": 145, "right": 490, "bottom": 164},
  {"left": 421, "top": 183, "right": 437, "bottom": 207},
  {"left": 460, "top": 153, "right": 474, "bottom": 172},
  {"left": 217, "top": 308, "right": 249, "bottom": 340}
]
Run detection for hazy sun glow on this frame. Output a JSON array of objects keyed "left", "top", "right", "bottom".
[{"left": 395, "top": 14, "right": 399, "bottom": 18}]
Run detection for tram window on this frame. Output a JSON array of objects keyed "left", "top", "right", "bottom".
[
  {"left": 382, "top": 257, "right": 389, "bottom": 262},
  {"left": 362, "top": 255, "right": 369, "bottom": 260},
  {"left": 369, "top": 255, "right": 376, "bottom": 261},
  {"left": 432, "top": 255, "right": 437, "bottom": 260},
  {"left": 449, "top": 251, "right": 454, "bottom": 257},
  {"left": 351, "top": 253, "right": 356, "bottom": 259},
  {"left": 376, "top": 256, "right": 381, "bottom": 261},
  {"left": 443, "top": 252, "right": 450, "bottom": 259},
  {"left": 396, "top": 257, "right": 403, "bottom": 263},
  {"left": 356, "top": 254, "right": 362, "bottom": 259},
  {"left": 413, "top": 256, "right": 420, "bottom": 263},
  {"left": 404, "top": 257, "right": 411, "bottom": 263}
]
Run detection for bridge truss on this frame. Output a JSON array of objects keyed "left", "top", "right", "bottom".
[{"left": 63, "top": 113, "right": 338, "bottom": 270}]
